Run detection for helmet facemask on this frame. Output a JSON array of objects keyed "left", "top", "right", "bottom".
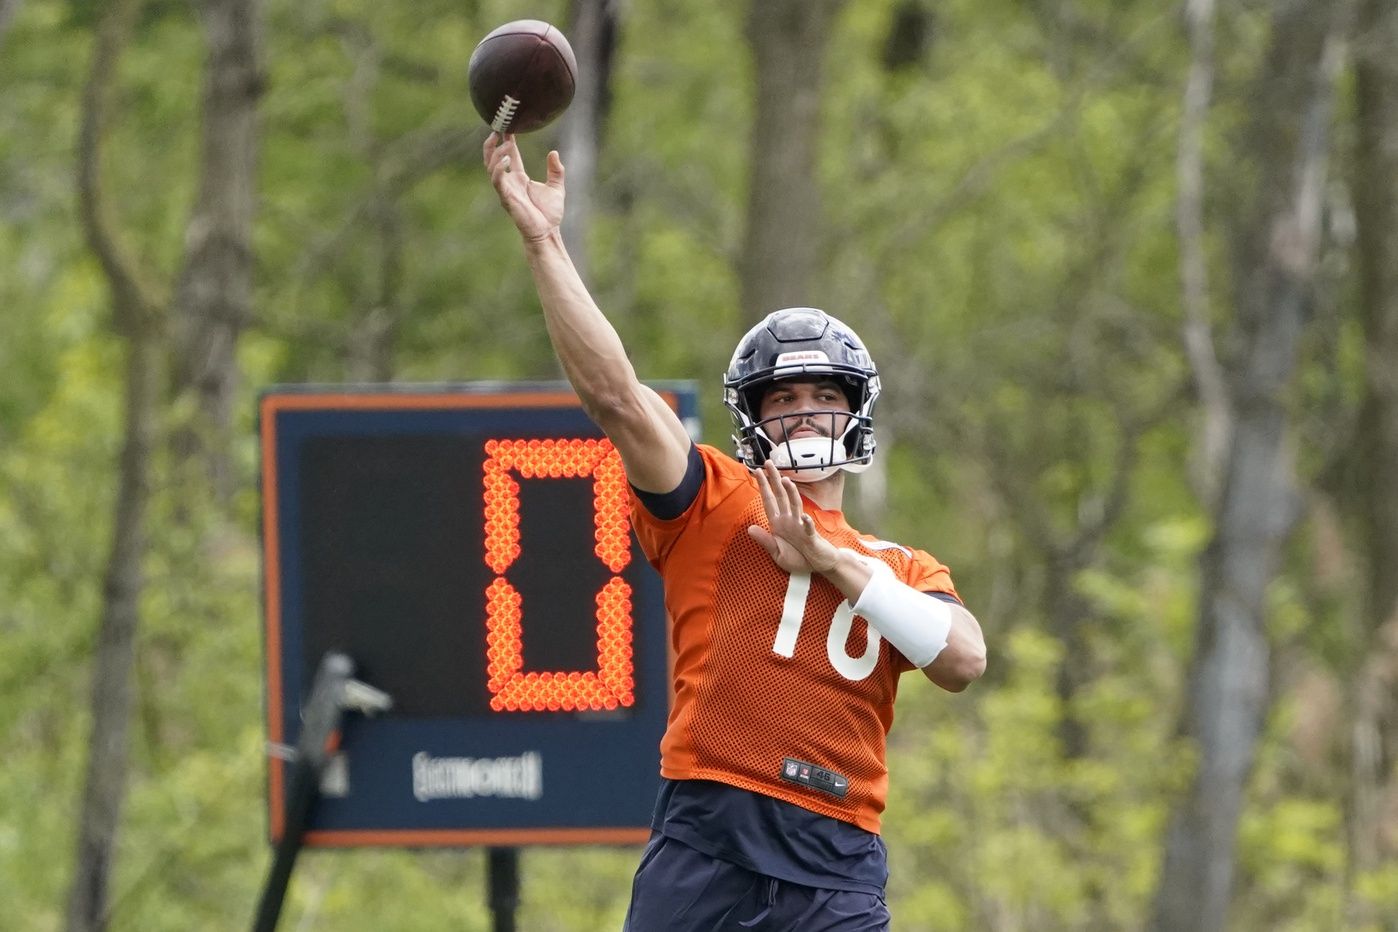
[
  {"left": 725, "top": 373, "right": 880, "bottom": 482},
  {"left": 751, "top": 407, "right": 873, "bottom": 482}
]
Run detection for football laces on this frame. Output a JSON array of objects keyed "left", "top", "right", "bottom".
[{"left": 491, "top": 95, "right": 521, "bottom": 133}]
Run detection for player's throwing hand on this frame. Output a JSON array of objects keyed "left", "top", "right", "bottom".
[{"left": 483, "top": 133, "right": 565, "bottom": 243}]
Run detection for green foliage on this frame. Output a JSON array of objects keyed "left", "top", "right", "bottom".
[
  {"left": 0, "top": 329, "right": 124, "bottom": 928},
  {"left": 884, "top": 627, "right": 1191, "bottom": 930},
  {"left": 1, "top": 0, "right": 1391, "bottom": 928}
]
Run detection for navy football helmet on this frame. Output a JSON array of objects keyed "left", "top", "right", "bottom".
[{"left": 723, "top": 307, "right": 880, "bottom": 481}]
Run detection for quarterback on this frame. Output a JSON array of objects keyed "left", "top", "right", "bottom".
[{"left": 485, "top": 135, "right": 987, "bottom": 931}]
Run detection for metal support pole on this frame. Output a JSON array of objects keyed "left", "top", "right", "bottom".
[
  {"left": 252, "top": 652, "right": 391, "bottom": 932},
  {"left": 488, "top": 846, "right": 520, "bottom": 932}
]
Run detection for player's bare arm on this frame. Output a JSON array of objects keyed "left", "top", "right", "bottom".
[
  {"left": 750, "top": 460, "right": 986, "bottom": 691},
  {"left": 484, "top": 134, "right": 691, "bottom": 493},
  {"left": 923, "top": 603, "right": 987, "bottom": 692}
]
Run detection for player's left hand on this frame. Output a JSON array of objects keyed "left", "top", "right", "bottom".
[{"left": 748, "top": 461, "right": 840, "bottom": 576}]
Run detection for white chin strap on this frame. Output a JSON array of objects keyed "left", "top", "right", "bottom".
[
  {"left": 768, "top": 437, "right": 843, "bottom": 482},
  {"left": 754, "top": 414, "right": 872, "bottom": 483}
]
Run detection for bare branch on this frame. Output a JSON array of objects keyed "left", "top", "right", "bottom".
[
  {"left": 75, "top": 0, "right": 162, "bottom": 334},
  {"left": 559, "top": 0, "right": 622, "bottom": 281},
  {"left": 288, "top": 124, "right": 475, "bottom": 291},
  {"left": 171, "top": 0, "right": 262, "bottom": 497},
  {"left": 67, "top": 8, "right": 166, "bottom": 927}
]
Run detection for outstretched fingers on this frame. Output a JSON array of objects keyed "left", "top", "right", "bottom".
[
  {"left": 758, "top": 461, "right": 808, "bottom": 534},
  {"left": 779, "top": 471, "right": 811, "bottom": 532},
  {"left": 750, "top": 464, "right": 798, "bottom": 566},
  {"left": 753, "top": 461, "right": 782, "bottom": 522},
  {"left": 482, "top": 131, "right": 504, "bottom": 167},
  {"left": 484, "top": 133, "right": 525, "bottom": 181}
]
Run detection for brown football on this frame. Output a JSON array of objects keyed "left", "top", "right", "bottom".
[{"left": 468, "top": 20, "right": 578, "bottom": 135}]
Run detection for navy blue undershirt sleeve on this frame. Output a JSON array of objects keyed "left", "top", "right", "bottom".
[
  {"left": 926, "top": 591, "right": 963, "bottom": 606},
  {"left": 631, "top": 443, "right": 706, "bottom": 520}
]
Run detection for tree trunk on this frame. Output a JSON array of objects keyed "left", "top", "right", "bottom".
[
  {"left": 1346, "top": 0, "right": 1398, "bottom": 891},
  {"left": 1177, "top": 0, "right": 1231, "bottom": 504},
  {"left": 559, "top": 0, "right": 620, "bottom": 282},
  {"left": 739, "top": 0, "right": 847, "bottom": 322},
  {"left": 338, "top": 27, "right": 405, "bottom": 384},
  {"left": 67, "top": 0, "right": 163, "bottom": 927},
  {"left": 171, "top": 0, "right": 261, "bottom": 500},
  {"left": 65, "top": 336, "right": 161, "bottom": 932},
  {"left": 1352, "top": 0, "right": 1398, "bottom": 663},
  {"left": 1150, "top": 2, "right": 1349, "bottom": 929}
]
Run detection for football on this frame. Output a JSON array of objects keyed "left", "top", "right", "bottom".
[{"left": 468, "top": 20, "right": 578, "bottom": 135}]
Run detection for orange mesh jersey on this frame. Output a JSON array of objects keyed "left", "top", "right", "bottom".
[{"left": 630, "top": 444, "right": 959, "bottom": 834}]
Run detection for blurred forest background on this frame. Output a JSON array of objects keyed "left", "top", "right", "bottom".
[{"left": 2, "top": 0, "right": 1397, "bottom": 929}]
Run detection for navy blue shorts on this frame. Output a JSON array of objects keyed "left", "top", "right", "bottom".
[{"left": 623, "top": 833, "right": 890, "bottom": 931}]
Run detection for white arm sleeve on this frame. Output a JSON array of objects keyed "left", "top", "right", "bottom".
[{"left": 850, "top": 554, "right": 953, "bottom": 668}]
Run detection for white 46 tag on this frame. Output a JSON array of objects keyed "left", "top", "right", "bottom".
[{"left": 771, "top": 573, "right": 880, "bottom": 681}]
